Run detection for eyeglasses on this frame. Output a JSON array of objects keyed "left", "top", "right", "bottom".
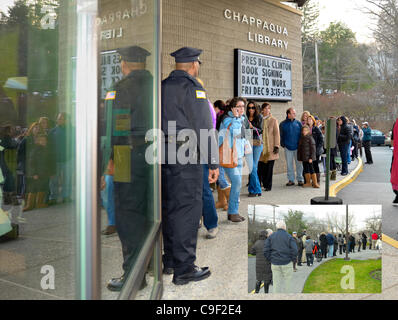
[{"left": 247, "top": 107, "right": 256, "bottom": 110}]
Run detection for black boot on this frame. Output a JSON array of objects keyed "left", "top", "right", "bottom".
[
  {"left": 393, "top": 190, "right": 398, "bottom": 206},
  {"left": 255, "top": 280, "right": 262, "bottom": 293},
  {"left": 264, "top": 281, "right": 270, "bottom": 293}
]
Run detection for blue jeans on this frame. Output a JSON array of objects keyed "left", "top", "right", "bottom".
[
  {"left": 49, "top": 160, "right": 72, "bottom": 200},
  {"left": 328, "top": 244, "right": 334, "bottom": 257},
  {"left": 101, "top": 175, "right": 115, "bottom": 226},
  {"left": 202, "top": 164, "right": 218, "bottom": 230},
  {"left": 224, "top": 159, "right": 243, "bottom": 215},
  {"left": 248, "top": 145, "right": 263, "bottom": 194},
  {"left": 339, "top": 143, "right": 349, "bottom": 174},
  {"left": 284, "top": 149, "right": 303, "bottom": 183},
  {"left": 347, "top": 140, "right": 352, "bottom": 164},
  {"left": 217, "top": 167, "right": 230, "bottom": 190}
]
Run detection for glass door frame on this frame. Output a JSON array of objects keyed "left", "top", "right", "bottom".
[{"left": 75, "top": 0, "right": 162, "bottom": 300}]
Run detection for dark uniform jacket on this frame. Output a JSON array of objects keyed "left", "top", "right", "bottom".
[
  {"left": 297, "top": 134, "right": 316, "bottom": 162},
  {"left": 161, "top": 70, "right": 218, "bottom": 169}
]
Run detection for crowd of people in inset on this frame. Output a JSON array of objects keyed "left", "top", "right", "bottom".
[
  {"left": 0, "top": 113, "right": 72, "bottom": 213},
  {"left": 250, "top": 223, "right": 381, "bottom": 294}
]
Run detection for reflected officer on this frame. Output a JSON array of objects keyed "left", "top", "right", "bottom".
[
  {"left": 162, "top": 47, "right": 219, "bottom": 285},
  {"left": 106, "top": 46, "right": 153, "bottom": 291}
]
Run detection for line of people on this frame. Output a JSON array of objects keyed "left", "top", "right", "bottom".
[
  {"left": 251, "top": 224, "right": 381, "bottom": 294},
  {"left": 0, "top": 113, "right": 72, "bottom": 213}
]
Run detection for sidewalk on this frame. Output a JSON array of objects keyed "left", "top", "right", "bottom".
[
  {"left": 160, "top": 160, "right": 360, "bottom": 299},
  {"left": 248, "top": 248, "right": 381, "bottom": 294}
]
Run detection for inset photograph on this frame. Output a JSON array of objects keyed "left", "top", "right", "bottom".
[{"left": 248, "top": 205, "right": 382, "bottom": 294}]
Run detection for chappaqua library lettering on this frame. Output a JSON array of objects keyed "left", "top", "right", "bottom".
[{"left": 235, "top": 49, "right": 292, "bottom": 101}]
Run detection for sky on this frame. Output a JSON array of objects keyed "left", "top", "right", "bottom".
[
  {"left": 248, "top": 205, "right": 381, "bottom": 232},
  {"left": 317, "top": 0, "right": 376, "bottom": 44},
  {"left": 0, "top": 0, "right": 377, "bottom": 44}
]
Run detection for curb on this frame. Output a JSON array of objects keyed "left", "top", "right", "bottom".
[
  {"left": 329, "top": 158, "right": 364, "bottom": 197},
  {"left": 382, "top": 233, "right": 398, "bottom": 249}
]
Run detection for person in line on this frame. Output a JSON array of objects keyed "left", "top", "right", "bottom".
[
  {"left": 213, "top": 100, "right": 231, "bottom": 211},
  {"left": 346, "top": 117, "right": 353, "bottom": 165},
  {"left": 319, "top": 232, "right": 328, "bottom": 259},
  {"left": 362, "top": 232, "right": 368, "bottom": 250},
  {"left": 371, "top": 232, "right": 378, "bottom": 250},
  {"left": 161, "top": 46, "right": 219, "bottom": 286},
  {"left": 297, "top": 125, "right": 319, "bottom": 188},
  {"left": 219, "top": 97, "right": 246, "bottom": 223},
  {"left": 250, "top": 229, "right": 273, "bottom": 293},
  {"left": 200, "top": 94, "right": 219, "bottom": 239},
  {"left": 38, "top": 117, "right": 51, "bottom": 134},
  {"left": 357, "top": 233, "right": 362, "bottom": 252},
  {"left": 292, "top": 231, "right": 302, "bottom": 271},
  {"left": 351, "top": 119, "right": 360, "bottom": 160},
  {"left": 23, "top": 134, "right": 52, "bottom": 211},
  {"left": 333, "top": 234, "right": 338, "bottom": 256},
  {"left": 100, "top": 159, "right": 116, "bottom": 235},
  {"left": 337, "top": 116, "right": 352, "bottom": 176},
  {"left": 326, "top": 232, "right": 335, "bottom": 258},
  {"left": 246, "top": 101, "right": 263, "bottom": 197},
  {"left": 362, "top": 122, "right": 373, "bottom": 164},
  {"left": 300, "top": 111, "right": 311, "bottom": 125},
  {"left": 338, "top": 234, "right": 344, "bottom": 255},
  {"left": 0, "top": 125, "right": 18, "bottom": 205},
  {"left": 264, "top": 221, "right": 298, "bottom": 294},
  {"left": 48, "top": 112, "right": 73, "bottom": 204},
  {"left": 258, "top": 103, "right": 279, "bottom": 192},
  {"left": 297, "top": 233, "right": 304, "bottom": 266},
  {"left": 305, "top": 235, "right": 314, "bottom": 266},
  {"left": 307, "top": 115, "right": 323, "bottom": 185},
  {"left": 280, "top": 108, "right": 303, "bottom": 186}
]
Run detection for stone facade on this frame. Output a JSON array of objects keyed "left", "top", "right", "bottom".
[{"left": 162, "top": 0, "right": 304, "bottom": 173}]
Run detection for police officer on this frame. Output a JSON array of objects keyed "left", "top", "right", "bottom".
[
  {"left": 106, "top": 46, "right": 153, "bottom": 291},
  {"left": 162, "top": 47, "right": 219, "bottom": 285}
]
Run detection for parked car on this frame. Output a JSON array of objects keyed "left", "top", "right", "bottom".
[
  {"left": 371, "top": 130, "right": 386, "bottom": 146},
  {"left": 385, "top": 131, "right": 392, "bottom": 147}
]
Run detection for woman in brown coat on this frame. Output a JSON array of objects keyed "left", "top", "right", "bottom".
[
  {"left": 297, "top": 125, "right": 319, "bottom": 188},
  {"left": 258, "top": 103, "right": 280, "bottom": 191}
]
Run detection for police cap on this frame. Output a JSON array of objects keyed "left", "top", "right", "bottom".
[
  {"left": 117, "top": 46, "right": 151, "bottom": 63},
  {"left": 170, "top": 47, "right": 202, "bottom": 63}
]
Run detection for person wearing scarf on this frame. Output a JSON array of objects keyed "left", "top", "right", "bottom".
[{"left": 258, "top": 103, "right": 280, "bottom": 191}]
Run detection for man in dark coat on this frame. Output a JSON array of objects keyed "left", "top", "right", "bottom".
[
  {"left": 161, "top": 47, "right": 219, "bottom": 285},
  {"left": 319, "top": 232, "right": 328, "bottom": 259},
  {"left": 264, "top": 221, "right": 298, "bottom": 293},
  {"left": 106, "top": 46, "right": 154, "bottom": 291},
  {"left": 250, "top": 230, "right": 272, "bottom": 293}
]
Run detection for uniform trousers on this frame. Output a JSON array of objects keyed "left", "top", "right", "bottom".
[{"left": 162, "top": 162, "right": 203, "bottom": 276}]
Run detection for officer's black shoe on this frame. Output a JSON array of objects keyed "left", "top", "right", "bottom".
[
  {"left": 107, "top": 276, "right": 125, "bottom": 292},
  {"left": 163, "top": 267, "right": 174, "bottom": 275},
  {"left": 172, "top": 266, "right": 211, "bottom": 285},
  {"left": 393, "top": 195, "right": 398, "bottom": 206},
  {"left": 255, "top": 280, "right": 262, "bottom": 293}
]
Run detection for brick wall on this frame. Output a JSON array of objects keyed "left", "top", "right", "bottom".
[{"left": 162, "top": 0, "right": 304, "bottom": 174}]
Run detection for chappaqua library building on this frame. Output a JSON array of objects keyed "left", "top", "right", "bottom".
[{"left": 0, "top": 0, "right": 306, "bottom": 300}]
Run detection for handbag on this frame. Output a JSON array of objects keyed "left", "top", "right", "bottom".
[{"left": 219, "top": 123, "right": 238, "bottom": 168}]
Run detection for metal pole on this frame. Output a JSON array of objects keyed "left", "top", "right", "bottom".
[
  {"left": 345, "top": 205, "right": 350, "bottom": 261},
  {"left": 325, "top": 119, "right": 331, "bottom": 200},
  {"left": 315, "top": 41, "right": 320, "bottom": 94},
  {"left": 75, "top": 0, "right": 100, "bottom": 300}
]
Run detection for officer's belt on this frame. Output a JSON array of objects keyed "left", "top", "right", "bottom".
[{"left": 164, "top": 135, "right": 189, "bottom": 146}]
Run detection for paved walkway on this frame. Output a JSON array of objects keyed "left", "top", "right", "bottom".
[
  {"left": 160, "top": 159, "right": 359, "bottom": 299},
  {"left": 249, "top": 249, "right": 381, "bottom": 294}
]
